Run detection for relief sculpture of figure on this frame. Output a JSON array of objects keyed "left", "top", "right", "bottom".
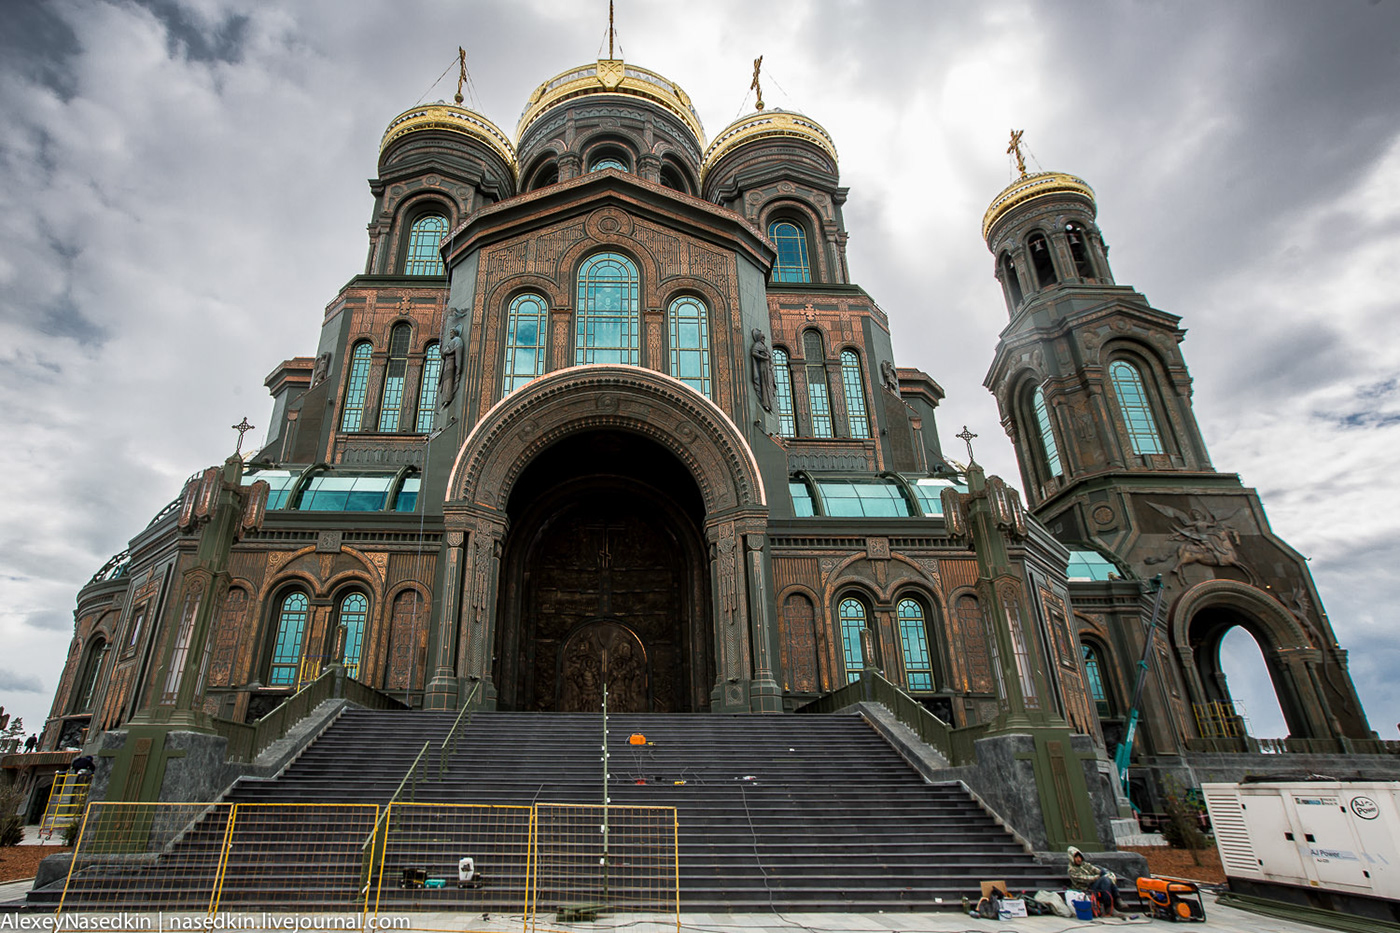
[
  {"left": 750, "top": 328, "right": 776, "bottom": 412},
  {"left": 880, "top": 358, "right": 900, "bottom": 393},
  {"left": 438, "top": 322, "right": 464, "bottom": 409},
  {"left": 310, "top": 352, "right": 331, "bottom": 387},
  {"left": 1145, "top": 501, "right": 1250, "bottom": 585}
]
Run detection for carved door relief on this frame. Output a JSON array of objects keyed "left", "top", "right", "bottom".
[{"left": 559, "top": 620, "right": 648, "bottom": 712}]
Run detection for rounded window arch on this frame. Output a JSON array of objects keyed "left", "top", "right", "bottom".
[
  {"left": 525, "top": 157, "right": 560, "bottom": 191},
  {"left": 378, "top": 322, "right": 413, "bottom": 432},
  {"left": 587, "top": 144, "right": 632, "bottom": 173},
  {"left": 340, "top": 341, "right": 374, "bottom": 432},
  {"left": 771, "top": 346, "right": 797, "bottom": 438},
  {"left": 336, "top": 591, "right": 370, "bottom": 681},
  {"left": 895, "top": 595, "right": 935, "bottom": 692},
  {"left": 837, "top": 593, "right": 872, "bottom": 683},
  {"left": 1064, "top": 222, "right": 1096, "bottom": 279},
  {"left": 1027, "top": 231, "right": 1057, "bottom": 288},
  {"left": 1108, "top": 358, "right": 1166, "bottom": 455},
  {"left": 839, "top": 349, "right": 871, "bottom": 438},
  {"left": 414, "top": 341, "right": 440, "bottom": 433},
  {"left": 1000, "top": 252, "right": 1024, "bottom": 307},
  {"left": 768, "top": 219, "right": 812, "bottom": 283},
  {"left": 575, "top": 252, "right": 640, "bottom": 365},
  {"left": 504, "top": 293, "right": 550, "bottom": 394},
  {"left": 1080, "top": 640, "right": 1115, "bottom": 718},
  {"left": 267, "top": 590, "right": 310, "bottom": 687},
  {"left": 802, "top": 329, "right": 835, "bottom": 438},
  {"left": 658, "top": 158, "right": 694, "bottom": 194},
  {"left": 667, "top": 294, "right": 711, "bottom": 397},
  {"left": 70, "top": 636, "right": 109, "bottom": 713},
  {"left": 403, "top": 211, "right": 448, "bottom": 275},
  {"left": 1032, "top": 383, "right": 1064, "bottom": 477}
]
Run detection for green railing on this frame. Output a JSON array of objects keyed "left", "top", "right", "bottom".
[
  {"left": 213, "top": 666, "right": 407, "bottom": 763},
  {"left": 794, "top": 670, "right": 988, "bottom": 766}
]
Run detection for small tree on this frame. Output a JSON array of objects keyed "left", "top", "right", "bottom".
[
  {"left": 1160, "top": 776, "right": 1209, "bottom": 865},
  {"left": 0, "top": 717, "right": 22, "bottom": 755}
]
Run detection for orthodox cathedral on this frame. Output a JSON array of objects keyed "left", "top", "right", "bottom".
[{"left": 36, "top": 47, "right": 1382, "bottom": 841}]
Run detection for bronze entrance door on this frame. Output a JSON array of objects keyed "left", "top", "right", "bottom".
[{"left": 496, "top": 481, "right": 711, "bottom": 712}]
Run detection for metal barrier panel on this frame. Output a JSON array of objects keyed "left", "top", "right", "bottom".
[
  {"left": 213, "top": 802, "right": 380, "bottom": 914},
  {"left": 371, "top": 802, "right": 533, "bottom": 929},
  {"left": 528, "top": 804, "right": 678, "bottom": 933},
  {"left": 58, "top": 802, "right": 233, "bottom": 914}
]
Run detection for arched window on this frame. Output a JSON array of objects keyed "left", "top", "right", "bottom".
[
  {"left": 659, "top": 163, "right": 690, "bottom": 193},
  {"left": 838, "top": 597, "right": 868, "bottom": 683},
  {"left": 1033, "top": 385, "right": 1063, "bottom": 476},
  {"left": 528, "top": 161, "right": 560, "bottom": 191},
  {"left": 1065, "top": 223, "right": 1096, "bottom": 279},
  {"left": 415, "top": 342, "right": 440, "bottom": 433},
  {"left": 1027, "top": 232, "right": 1057, "bottom": 288},
  {"left": 404, "top": 214, "right": 448, "bottom": 275},
  {"left": 803, "top": 330, "right": 834, "bottom": 438},
  {"left": 772, "top": 347, "right": 797, "bottom": 438},
  {"left": 768, "top": 220, "right": 811, "bottom": 283},
  {"left": 589, "top": 154, "right": 629, "bottom": 173},
  {"left": 667, "top": 296, "right": 711, "bottom": 397},
  {"left": 1000, "top": 253, "right": 1024, "bottom": 306},
  {"left": 840, "top": 350, "right": 871, "bottom": 438},
  {"left": 897, "top": 598, "right": 934, "bottom": 692},
  {"left": 575, "top": 252, "right": 640, "bottom": 365},
  {"left": 1109, "top": 360, "right": 1165, "bottom": 455},
  {"left": 339, "top": 593, "right": 368, "bottom": 681},
  {"left": 1082, "top": 643, "right": 1113, "bottom": 718},
  {"left": 378, "top": 323, "right": 412, "bottom": 432},
  {"left": 504, "top": 294, "right": 549, "bottom": 393},
  {"left": 340, "top": 342, "right": 373, "bottom": 432},
  {"left": 72, "top": 638, "right": 109, "bottom": 713},
  {"left": 269, "top": 592, "right": 309, "bottom": 687}
]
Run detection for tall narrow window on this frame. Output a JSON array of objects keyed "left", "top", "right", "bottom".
[
  {"left": 1028, "top": 232, "right": 1057, "bottom": 287},
  {"left": 1065, "top": 223, "right": 1096, "bottom": 279},
  {"left": 768, "top": 220, "right": 811, "bottom": 283},
  {"left": 378, "top": 324, "right": 412, "bottom": 432},
  {"left": 1082, "top": 643, "right": 1112, "bottom": 718},
  {"left": 340, "top": 342, "right": 373, "bottom": 432},
  {"left": 269, "top": 592, "right": 309, "bottom": 687},
  {"left": 339, "top": 593, "right": 368, "bottom": 681},
  {"left": 504, "top": 294, "right": 549, "bottom": 393},
  {"left": 839, "top": 597, "right": 868, "bottom": 683},
  {"left": 1033, "top": 386, "right": 1063, "bottom": 476},
  {"left": 840, "top": 350, "right": 871, "bottom": 438},
  {"left": 1000, "top": 253, "right": 1024, "bottom": 306},
  {"left": 404, "top": 214, "right": 447, "bottom": 275},
  {"left": 576, "top": 252, "right": 640, "bottom": 365},
  {"left": 415, "top": 342, "right": 440, "bottom": 432},
  {"left": 73, "top": 639, "right": 109, "bottom": 712},
  {"left": 803, "top": 331, "right": 834, "bottom": 438},
  {"left": 667, "top": 296, "right": 711, "bottom": 397},
  {"left": 772, "top": 347, "right": 797, "bottom": 438},
  {"left": 898, "top": 598, "right": 933, "bottom": 692},
  {"left": 1109, "top": 360, "right": 1165, "bottom": 455}
]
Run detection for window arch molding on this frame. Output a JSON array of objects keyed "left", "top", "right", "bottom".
[
  {"left": 262, "top": 585, "right": 313, "bottom": 688},
  {"left": 581, "top": 135, "right": 638, "bottom": 174},
  {"left": 1024, "top": 228, "right": 1059, "bottom": 289},
  {"left": 1102, "top": 344, "right": 1175, "bottom": 457},
  {"left": 1013, "top": 372, "right": 1063, "bottom": 488},
  {"left": 833, "top": 589, "right": 878, "bottom": 684},
  {"left": 330, "top": 586, "right": 372, "bottom": 681},
  {"left": 890, "top": 589, "right": 942, "bottom": 694},
  {"left": 501, "top": 289, "right": 551, "bottom": 395},
  {"left": 521, "top": 150, "right": 563, "bottom": 191},
  {"left": 759, "top": 201, "right": 824, "bottom": 283},
  {"left": 657, "top": 153, "right": 697, "bottom": 194},
  {"left": 394, "top": 197, "right": 454, "bottom": 275}
]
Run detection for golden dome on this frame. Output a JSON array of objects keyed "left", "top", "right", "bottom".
[
  {"left": 982, "top": 171, "right": 1095, "bottom": 240},
  {"left": 701, "top": 109, "right": 838, "bottom": 181},
  {"left": 517, "top": 59, "right": 705, "bottom": 145},
  {"left": 380, "top": 103, "right": 516, "bottom": 168}
]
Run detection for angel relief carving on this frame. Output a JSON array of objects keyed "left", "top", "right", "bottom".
[{"left": 1144, "top": 500, "right": 1251, "bottom": 584}]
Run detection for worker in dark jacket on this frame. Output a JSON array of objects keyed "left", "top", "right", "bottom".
[{"left": 1067, "top": 846, "right": 1128, "bottom": 915}]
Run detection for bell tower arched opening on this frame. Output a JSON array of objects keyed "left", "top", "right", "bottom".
[
  {"left": 1188, "top": 605, "right": 1304, "bottom": 739},
  {"left": 494, "top": 430, "right": 712, "bottom": 712}
]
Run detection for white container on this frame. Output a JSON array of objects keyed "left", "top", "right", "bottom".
[{"left": 1202, "top": 781, "right": 1400, "bottom": 900}]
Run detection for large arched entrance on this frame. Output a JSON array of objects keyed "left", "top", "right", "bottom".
[{"left": 495, "top": 431, "right": 712, "bottom": 712}]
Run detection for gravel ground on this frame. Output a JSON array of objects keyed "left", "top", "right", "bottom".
[
  {"left": 1121, "top": 845, "right": 1226, "bottom": 884},
  {"left": 0, "top": 845, "right": 69, "bottom": 884}
]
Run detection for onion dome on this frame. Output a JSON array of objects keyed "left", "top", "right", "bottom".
[
  {"left": 517, "top": 59, "right": 705, "bottom": 146},
  {"left": 380, "top": 102, "right": 517, "bottom": 169},
  {"left": 982, "top": 171, "right": 1095, "bottom": 241},
  {"left": 701, "top": 108, "right": 838, "bottom": 181}
]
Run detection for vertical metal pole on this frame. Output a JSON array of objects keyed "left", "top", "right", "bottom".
[{"left": 601, "top": 682, "right": 610, "bottom": 899}]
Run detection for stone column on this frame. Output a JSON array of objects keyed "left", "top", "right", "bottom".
[
  {"left": 425, "top": 524, "right": 466, "bottom": 711},
  {"left": 456, "top": 508, "right": 507, "bottom": 709},
  {"left": 743, "top": 531, "right": 783, "bottom": 712},
  {"left": 707, "top": 517, "right": 751, "bottom": 712}
]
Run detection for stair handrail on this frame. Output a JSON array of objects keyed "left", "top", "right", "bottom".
[
  {"left": 360, "top": 737, "right": 432, "bottom": 890},
  {"left": 438, "top": 681, "right": 481, "bottom": 779}
]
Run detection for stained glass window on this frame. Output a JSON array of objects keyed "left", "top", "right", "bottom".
[
  {"left": 415, "top": 343, "right": 440, "bottom": 433},
  {"left": 340, "top": 342, "right": 373, "bottom": 432},
  {"left": 841, "top": 350, "right": 870, "bottom": 438},
  {"left": 1110, "top": 360, "right": 1165, "bottom": 455},
  {"left": 803, "top": 331, "right": 834, "bottom": 437},
  {"left": 378, "top": 323, "right": 412, "bottom": 432},
  {"left": 769, "top": 220, "right": 811, "bottom": 283},
  {"left": 772, "top": 347, "right": 797, "bottom": 437},
  {"left": 839, "top": 597, "right": 867, "bottom": 684},
  {"left": 504, "top": 294, "right": 549, "bottom": 393},
  {"left": 668, "top": 296, "right": 711, "bottom": 397},
  {"left": 269, "top": 592, "right": 309, "bottom": 687},
  {"left": 340, "top": 593, "right": 368, "bottom": 681},
  {"left": 898, "top": 598, "right": 933, "bottom": 692},
  {"left": 1033, "top": 386, "right": 1063, "bottom": 476},
  {"left": 576, "top": 252, "right": 640, "bottom": 365},
  {"left": 404, "top": 214, "right": 447, "bottom": 275}
]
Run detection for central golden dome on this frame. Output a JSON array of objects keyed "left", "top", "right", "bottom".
[
  {"left": 517, "top": 59, "right": 705, "bottom": 145},
  {"left": 982, "top": 171, "right": 1095, "bottom": 240}
]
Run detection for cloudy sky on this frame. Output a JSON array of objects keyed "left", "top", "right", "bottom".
[{"left": 1, "top": 0, "right": 1396, "bottom": 742}]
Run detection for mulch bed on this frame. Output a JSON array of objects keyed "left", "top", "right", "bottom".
[
  {"left": 0, "top": 846, "right": 70, "bottom": 884},
  {"left": 1121, "top": 845, "right": 1226, "bottom": 885}
]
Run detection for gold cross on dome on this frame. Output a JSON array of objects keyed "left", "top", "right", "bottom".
[
  {"left": 1007, "top": 129, "right": 1027, "bottom": 177},
  {"left": 751, "top": 55, "right": 765, "bottom": 111},
  {"left": 956, "top": 425, "right": 978, "bottom": 464},
  {"left": 232, "top": 417, "right": 255, "bottom": 456},
  {"left": 454, "top": 47, "right": 467, "bottom": 105}
]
